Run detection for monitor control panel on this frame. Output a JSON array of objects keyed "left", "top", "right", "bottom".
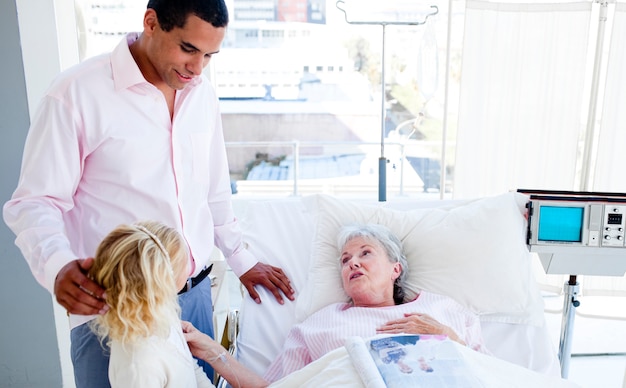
[
  {"left": 518, "top": 189, "right": 626, "bottom": 276},
  {"left": 600, "top": 205, "right": 626, "bottom": 247}
]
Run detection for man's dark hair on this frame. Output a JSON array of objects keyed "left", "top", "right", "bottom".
[{"left": 146, "top": 0, "right": 229, "bottom": 32}]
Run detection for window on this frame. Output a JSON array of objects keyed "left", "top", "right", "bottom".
[
  {"left": 75, "top": 0, "right": 622, "bottom": 200},
  {"left": 75, "top": 0, "right": 457, "bottom": 198}
]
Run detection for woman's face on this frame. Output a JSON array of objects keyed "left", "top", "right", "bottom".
[{"left": 340, "top": 236, "right": 401, "bottom": 308}]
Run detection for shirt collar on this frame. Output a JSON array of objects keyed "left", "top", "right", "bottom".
[
  {"left": 111, "top": 32, "right": 203, "bottom": 92},
  {"left": 111, "top": 33, "right": 146, "bottom": 91}
]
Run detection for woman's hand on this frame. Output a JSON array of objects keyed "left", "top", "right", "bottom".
[{"left": 376, "top": 313, "right": 466, "bottom": 346}]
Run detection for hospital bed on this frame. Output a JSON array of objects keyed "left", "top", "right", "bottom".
[{"left": 224, "top": 192, "right": 580, "bottom": 387}]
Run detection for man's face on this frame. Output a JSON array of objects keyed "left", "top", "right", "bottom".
[{"left": 143, "top": 11, "right": 225, "bottom": 90}]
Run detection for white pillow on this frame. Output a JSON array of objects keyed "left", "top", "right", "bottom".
[{"left": 295, "top": 192, "right": 545, "bottom": 325}]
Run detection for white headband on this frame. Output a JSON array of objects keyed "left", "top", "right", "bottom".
[{"left": 134, "top": 224, "right": 171, "bottom": 261}]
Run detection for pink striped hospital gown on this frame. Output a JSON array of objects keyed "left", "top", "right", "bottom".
[{"left": 264, "top": 290, "right": 488, "bottom": 382}]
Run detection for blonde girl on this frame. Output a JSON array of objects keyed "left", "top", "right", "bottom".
[
  {"left": 88, "top": 221, "right": 268, "bottom": 388},
  {"left": 88, "top": 221, "right": 212, "bottom": 387}
]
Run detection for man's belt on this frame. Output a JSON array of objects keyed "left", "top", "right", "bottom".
[{"left": 178, "top": 263, "right": 213, "bottom": 295}]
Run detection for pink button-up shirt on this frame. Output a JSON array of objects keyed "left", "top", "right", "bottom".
[{"left": 3, "top": 34, "right": 256, "bottom": 328}]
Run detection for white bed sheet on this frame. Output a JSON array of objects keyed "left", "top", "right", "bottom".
[
  {"left": 236, "top": 194, "right": 562, "bottom": 379},
  {"left": 268, "top": 339, "right": 577, "bottom": 388}
]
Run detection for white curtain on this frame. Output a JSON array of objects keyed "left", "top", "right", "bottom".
[
  {"left": 593, "top": 2, "right": 626, "bottom": 193},
  {"left": 454, "top": 1, "right": 626, "bottom": 298},
  {"left": 454, "top": 0, "right": 592, "bottom": 198},
  {"left": 582, "top": 2, "right": 626, "bottom": 296}
]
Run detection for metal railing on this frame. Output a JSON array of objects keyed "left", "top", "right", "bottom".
[{"left": 225, "top": 140, "right": 448, "bottom": 197}]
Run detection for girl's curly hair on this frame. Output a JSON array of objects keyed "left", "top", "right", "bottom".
[{"left": 88, "top": 221, "right": 188, "bottom": 347}]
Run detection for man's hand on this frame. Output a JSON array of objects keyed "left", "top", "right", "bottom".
[
  {"left": 54, "top": 258, "right": 108, "bottom": 316},
  {"left": 239, "top": 262, "right": 295, "bottom": 305}
]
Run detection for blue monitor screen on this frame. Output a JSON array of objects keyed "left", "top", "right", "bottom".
[{"left": 538, "top": 206, "right": 584, "bottom": 242}]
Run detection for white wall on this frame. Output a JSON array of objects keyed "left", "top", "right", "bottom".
[
  {"left": 0, "top": 0, "right": 80, "bottom": 386},
  {"left": 1, "top": 0, "right": 63, "bottom": 386}
]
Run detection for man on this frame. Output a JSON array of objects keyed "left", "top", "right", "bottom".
[{"left": 3, "top": 1, "right": 294, "bottom": 387}]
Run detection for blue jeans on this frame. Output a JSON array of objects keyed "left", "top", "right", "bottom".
[
  {"left": 70, "top": 323, "right": 110, "bottom": 388},
  {"left": 70, "top": 277, "right": 215, "bottom": 387},
  {"left": 179, "top": 276, "right": 215, "bottom": 380}
]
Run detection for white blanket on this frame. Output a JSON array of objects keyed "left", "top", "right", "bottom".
[{"left": 269, "top": 341, "right": 580, "bottom": 388}]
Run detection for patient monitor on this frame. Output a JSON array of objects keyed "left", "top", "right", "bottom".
[
  {"left": 519, "top": 189, "right": 626, "bottom": 379},
  {"left": 522, "top": 190, "right": 626, "bottom": 276}
]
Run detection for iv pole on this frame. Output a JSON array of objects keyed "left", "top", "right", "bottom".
[
  {"left": 335, "top": 1, "right": 439, "bottom": 201},
  {"left": 559, "top": 1, "right": 609, "bottom": 379},
  {"left": 579, "top": 0, "right": 609, "bottom": 192}
]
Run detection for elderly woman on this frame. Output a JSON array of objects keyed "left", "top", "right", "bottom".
[{"left": 263, "top": 223, "right": 488, "bottom": 382}]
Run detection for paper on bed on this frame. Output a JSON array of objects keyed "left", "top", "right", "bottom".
[
  {"left": 346, "top": 335, "right": 484, "bottom": 388},
  {"left": 345, "top": 337, "right": 386, "bottom": 388}
]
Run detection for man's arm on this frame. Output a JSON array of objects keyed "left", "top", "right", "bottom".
[
  {"left": 3, "top": 94, "right": 107, "bottom": 315},
  {"left": 209, "top": 196, "right": 294, "bottom": 303},
  {"left": 3, "top": 93, "right": 83, "bottom": 293},
  {"left": 206, "top": 103, "right": 294, "bottom": 304}
]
